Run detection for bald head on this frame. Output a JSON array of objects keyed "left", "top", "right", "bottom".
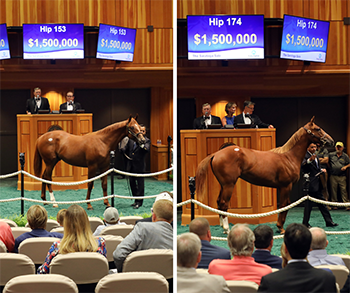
[
  {"left": 310, "top": 227, "right": 328, "bottom": 250},
  {"left": 189, "top": 217, "right": 210, "bottom": 240}
]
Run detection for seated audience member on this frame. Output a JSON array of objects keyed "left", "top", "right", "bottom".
[
  {"left": 252, "top": 225, "right": 282, "bottom": 269},
  {"left": 56, "top": 209, "right": 66, "bottom": 227},
  {"left": 59, "top": 91, "right": 82, "bottom": 113},
  {"left": 14, "top": 205, "right": 63, "bottom": 253},
  {"left": 189, "top": 217, "right": 231, "bottom": 268},
  {"left": 193, "top": 103, "right": 222, "bottom": 129},
  {"left": 135, "top": 191, "right": 173, "bottom": 224},
  {"left": 258, "top": 223, "right": 337, "bottom": 292},
  {"left": 234, "top": 101, "right": 274, "bottom": 129},
  {"left": 0, "top": 221, "right": 15, "bottom": 252},
  {"left": 177, "top": 232, "right": 230, "bottom": 293},
  {"left": 93, "top": 207, "right": 126, "bottom": 236},
  {"left": 221, "top": 102, "right": 237, "bottom": 127},
  {"left": 208, "top": 223, "right": 272, "bottom": 285},
  {"left": 37, "top": 204, "right": 106, "bottom": 274},
  {"left": 307, "top": 227, "right": 346, "bottom": 266},
  {"left": 113, "top": 199, "right": 173, "bottom": 272}
]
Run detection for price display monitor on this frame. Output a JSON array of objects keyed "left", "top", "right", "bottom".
[
  {"left": 280, "top": 15, "right": 330, "bottom": 63},
  {"left": 0, "top": 23, "right": 11, "bottom": 60},
  {"left": 187, "top": 15, "right": 264, "bottom": 60},
  {"left": 23, "top": 23, "right": 84, "bottom": 59},
  {"left": 96, "top": 24, "right": 136, "bottom": 62}
]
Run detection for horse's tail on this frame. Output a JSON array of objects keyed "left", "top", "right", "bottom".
[
  {"left": 195, "top": 153, "right": 216, "bottom": 196},
  {"left": 34, "top": 142, "right": 42, "bottom": 177}
]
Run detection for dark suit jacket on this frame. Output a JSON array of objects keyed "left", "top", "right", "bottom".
[
  {"left": 340, "top": 272, "right": 350, "bottom": 293},
  {"left": 301, "top": 151, "right": 322, "bottom": 193},
  {"left": 121, "top": 137, "right": 151, "bottom": 172},
  {"left": 252, "top": 249, "right": 282, "bottom": 269},
  {"left": 258, "top": 262, "right": 337, "bottom": 293},
  {"left": 197, "top": 240, "right": 231, "bottom": 269},
  {"left": 234, "top": 113, "right": 270, "bottom": 128},
  {"left": 258, "top": 261, "right": 336, "bottom": 292},
  {"left": 26, "top": 97, "right": 51, "bottom": 114},
  {"left": 193, "top": 115, "right": 222, "bottom": 129},
  {"left": 59, "top": 102, "right": 82, "bottom": 113}
]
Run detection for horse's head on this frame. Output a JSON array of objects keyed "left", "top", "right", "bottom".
[
  {"left": 126, "top": 115, "right": 146, "bottom": 145},
  {"left": 303, "top": 116, "right": 334, "bottom": 147}
]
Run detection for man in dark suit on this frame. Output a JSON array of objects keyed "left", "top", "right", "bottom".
[
  {"left": 234, "top": 101, "right": 273, "bottom": 129},
  {"left": 189, "top": 217, "right": 231, "bottom": 268},
  {"left": 258, "top": 223, "right": 337, "bottom": 293},
  {"left": 193, "top": 103, "right": 222, "bottom": 129},
  {"left": 26, "top": 87, "right": 51, "bottom": 114},
  {"left": 120, "top": 124, "right": 150, "bottom": 209},
  {"left": 252, "top": 225, "right": 282, "bottom": 269},
  {"left": 302, "top": 143, "right": 338, "bottom": 228},
  {"left": 59, "top": 91, "right": 82, "bottom": 113}
]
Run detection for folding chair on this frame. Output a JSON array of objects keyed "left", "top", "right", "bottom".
[
  {"left": 0, "top": 219, "right": 17, "bottom": 227},
  {"left": 102, "top": 235, "right": 124, "bottom": 269},
  {"left": 100, "top": 224, "right": 134, "bottom": 238},
  {"left": 226, "top": 280, "right": 259, "bottom": 293},
  {"left": 0, "top": 241, "right": 7, "bottom": 253},
  {"left": 11, "top": 227, "right": 31, "bottom": 239},
  {"left": 88, "top": 217, "right": 104, "bottom": 232},
  {"left": 25, "top": 219, "right": 60, "bottom": 232},
  {"left": 119, "top": 216, "right": 143, "bottom": 225},
  {"left": 315, "top": 264, "right": 349, "bottom": 288}
]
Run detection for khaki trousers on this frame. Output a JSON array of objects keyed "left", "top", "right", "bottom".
[{"left": 329, "top": 175, "right": 349, "bottom": 203}]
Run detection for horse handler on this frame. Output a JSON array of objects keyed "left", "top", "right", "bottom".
[
  {"left": 120, "top": 124, "right": 150, "bottom": 209},
  {"left": 302, "top": 143, "right": 338, "bottom": 228}
]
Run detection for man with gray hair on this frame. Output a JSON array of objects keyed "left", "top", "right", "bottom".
[
  {"left": 177, "top": 232, "right": 230, "bottom": 293},
  {"left": 234, "top": 101, "right": 274, "bottom": 129},
  {"left": 307, "top": 227, "right": 346, "bottom": 266},
  {"left": 209, "top": 224, "right": 272, "bottom": 285},
  {"left": 189, "top": 217, "right": 230, "bottom": 268},
  {"left": 193, "top": 103, "right": 222, "bottom": 129}
]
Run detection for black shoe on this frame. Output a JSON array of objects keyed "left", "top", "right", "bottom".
[
  {"left": 326, "top": 222, "right": 338, "bottom": 227},
  {"left": 131, "top": 203, "right": 137, "bottom": 207},
  {"left": 133, "top": 204, "right": 140, "bottom": 209},
  {"left": 304, "top": 223, "right": 312, "bottom": 229}
]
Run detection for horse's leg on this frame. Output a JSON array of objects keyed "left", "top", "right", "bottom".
[
  {"left": 217, "top": 183, "right": 235, "bottom": 234},
  {"left": 41, "top": 169, "right": 48, "bottom": 204},
  {"left": 276, "top": 185, "right": 292, "bottom": 234},
  {"left": 101, "top": 174, "right": 111, "bottom": 207},
  {"left": 43, "top": 161, "right": 59, "bottom": 208},
  {"left": 86, "top": 166, "right": 97, "bottom": 210}
]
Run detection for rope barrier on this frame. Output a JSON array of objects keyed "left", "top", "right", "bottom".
[{"left": 0, "top": 171, "right": 21, "bottom": 179}]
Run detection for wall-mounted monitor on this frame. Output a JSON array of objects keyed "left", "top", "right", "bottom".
[
  {"left": 23, "top": 23, "right": 84, "bottom": 59},
  {"left": 280, "top": 15, "right": 330, "bottom": 63},
  {"left": 96, "top": 24, "right": 136, "bottom": 62},
  {"left": 0, "top": 23, "right": 11, "bottom": 60},
  {"left": 187, "top": 15, "right": 264, "bottom": 60}
]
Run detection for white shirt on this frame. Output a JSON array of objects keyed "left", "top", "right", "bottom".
[
  {"left": 67, "top": 102, "right": 74, "bottom": 111},
  {"left": 35, "top": 97, "right": 41, "bottom": 109},
  {"left": 203, "top": 115, "right": 212, "bottom": 128},
  {"left": 243, "top": 113, "right": 251, "bottom": 124}
]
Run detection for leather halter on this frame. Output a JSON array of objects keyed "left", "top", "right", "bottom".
[
  {"left": 303, "top": 126, "right": 328, "bottom": 146},
  {"left": 126, "top": 122, "right": 142, "bottom": 143}
]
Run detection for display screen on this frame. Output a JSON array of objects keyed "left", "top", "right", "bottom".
[
  {"left": 187, "top": 15, "right": 264, "bottom": 60},
  {"left": 96, "top": 24, "right": 136, "bottom": 62},
  {"left": 280, "top": 15, "right": 330, "bottom": 63},
  {"left": 23, "top": 23, "right": 84, "bottom": 59},
  {"left": 0, "top": 23, "right": 11, "bottom": 60}
]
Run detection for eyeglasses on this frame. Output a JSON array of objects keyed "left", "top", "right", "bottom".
[
  {"left": 247, "top": 106, "right": 254, "bottom": 110},
  {"left": 67, "top": 95, "right": 74, "bottom": 97}
]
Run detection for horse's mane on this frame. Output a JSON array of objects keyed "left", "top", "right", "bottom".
[
  {"left": 96, "top": 120, "right": 127, "bottom": 136},
  {"left": 269, "top": 127, "right": 304, "bottom": 154}
]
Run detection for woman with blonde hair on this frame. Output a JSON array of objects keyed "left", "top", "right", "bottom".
[{"left": 37, "top": 204, "right": 106, "bottom": 274}]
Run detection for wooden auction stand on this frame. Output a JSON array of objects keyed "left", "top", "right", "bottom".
[
  {"left": 151, "top": 144, "right": 172, "bottom": 181},
  {"left": 180, "top": 128, "right": 277, "bottom": 225},
  {"left": 17, "top": 114, "right": 93, "bottom": 191}
]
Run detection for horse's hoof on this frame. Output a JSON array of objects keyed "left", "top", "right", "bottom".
[
  {"left": 87, "top": 206, "right": 93, "bottom": 210},
  {"left": 53, "top": 204, "right": 58, "bottom": 208},
  {"left": 277, "top": 225, "right": 285, "bottom": 235},
  {"left": 104, "top": 202, "right": 111, "bottom": 207},
  {"left": 43, "top": 202, "right": 49, "bottom": 206}
]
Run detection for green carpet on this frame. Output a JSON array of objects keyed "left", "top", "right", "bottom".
[
  {"left": 0, "top": 177, "right": 173, "bottom": 221},
  {"left": 177, "top": 207, "right": 350, "bottom": 256}
]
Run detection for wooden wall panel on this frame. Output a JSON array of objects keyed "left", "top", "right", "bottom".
[
  {"left": 120, "top": 0, "right": 150, "bottom": 29},
  {"left": 153, "top": 29, "right": 173, "bottom": 64},
  {"left": 150, "top": 0, "right": 173, "bottom": 28}
]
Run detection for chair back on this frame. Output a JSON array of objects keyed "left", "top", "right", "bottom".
[
  {"left": 3, "top": 274, "right": 78, "bottom": 293},
  {"left": 119, "top": 216, "right": 143, "bottom": 225},
  {"left": 95, "top": 272, "right": 168, "bottom": 293},
  {"left": 50, "top": 226, "right": 64, "bottom": 234},
  {"left": 25, "top": 219, "right": 59, "bottom": 232},
  {"left": 0, "top": 241, "right": 7, "bottom": 253},
  {"left": 50, "top": 252, "right": 109, "bottom": 284},
  {"left": 315, "top": 264, "right": 349, "bottom": 288},
  {"left": 226, "top": 280, "right": 259, "bottom": 293},
  {"left": 100, "top": 224, "right": 134, "bottom": 238},
  {"left": 18, "top": 237, "right": 60, "bottom": 264},
  {"left": 123, "top": 249, "right": 173, "bottom": 279},
  {"left": 0, "top": 219, "right": 17, "bottom": 227},
  {"left": 11, "top": 227, "right": 31, "bottom": 239},
  {"left": 88, "top": 217, "right": 104, "bottom": 232},
  {"left": 330, "top": 254, "right": 350, "bottom": 270},
  {"left": 0, "top": 254, "right": 35, "bottom": 286},
  {"left": 102, "top": 235, "right": 124, "bottom": 263}
]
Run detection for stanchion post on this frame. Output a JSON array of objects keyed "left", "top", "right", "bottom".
[
  {"left": 110, "top": 151, "right": 115, "bottom": 207},
  {"left": 189, "top": 176, "right": 196, "bottom": 220},
  {"left": 19, "top": 153, "right": 25, "bottom": 216},
  {"left": 167, "top": 136, "right": 172, "bottom": 181}
]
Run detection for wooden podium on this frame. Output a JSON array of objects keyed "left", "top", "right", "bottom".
[
  {"left": 180, "top": 128, "right": 277, "bottom": 225},
  {"left": 17, "top": 114, "right": 93, "bottom": 190},
  {"left": 151, "top": 144, "right": 172, "bottom": 180}
]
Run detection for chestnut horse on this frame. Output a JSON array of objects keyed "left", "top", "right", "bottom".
[
  {"left": 34, "top": 116, "right": 145, "bottom": 210},
  {"left": 195, "top": 117, "right": 334, "bottom": 234}
]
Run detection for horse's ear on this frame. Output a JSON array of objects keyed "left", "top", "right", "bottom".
[
  {"left": 128, "top": 115, "right": 132, "bottom": 123},
  {"left": 310, "top": 116, "right": 315, "bottom": 124},
  {"left": 134, "top": 114, "right": 139, "bottom": 121}
]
